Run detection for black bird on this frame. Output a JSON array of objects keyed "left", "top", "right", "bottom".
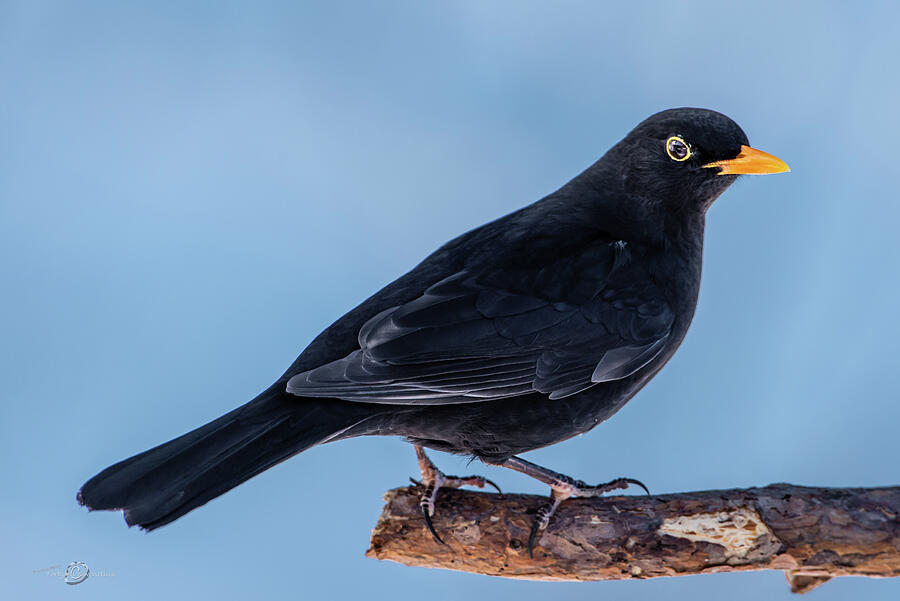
[{"left": 78, "top": 108, "right": 788, "bottom": 555}]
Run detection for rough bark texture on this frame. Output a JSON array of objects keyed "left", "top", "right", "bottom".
[{"left": 367, "top": 484, "right": 900, "bottom": 592}]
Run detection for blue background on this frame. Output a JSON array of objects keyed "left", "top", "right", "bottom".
[{"left": 3, "top": 2, "right": 899, "bottom": 599}]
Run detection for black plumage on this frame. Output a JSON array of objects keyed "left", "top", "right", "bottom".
[{"left": 78, "top": 108, "right": 788, "bottom": 536}]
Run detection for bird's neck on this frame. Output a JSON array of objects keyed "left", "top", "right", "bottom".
[{"left": 565, "top": 164, "right": 708, "bottom": 254}]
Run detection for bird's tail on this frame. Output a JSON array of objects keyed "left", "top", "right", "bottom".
[{"left": 77, "top": 383, "right": 374, "bottom": 530}]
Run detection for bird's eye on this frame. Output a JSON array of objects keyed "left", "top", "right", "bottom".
[{"left": 666, "top": 136, "right": 691, "bottom": 162}]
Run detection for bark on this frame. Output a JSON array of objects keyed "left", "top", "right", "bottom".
[{"left": 366, "top": 484, "right": 900, "bottom": 593}]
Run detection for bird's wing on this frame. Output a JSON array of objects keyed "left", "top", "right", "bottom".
[{"left": 286, "top": 240, "right": 673, "bottom": 404}]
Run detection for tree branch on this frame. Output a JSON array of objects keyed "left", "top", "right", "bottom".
[{"left": 367, "top": 484, "right": 900, "bottom": 594}]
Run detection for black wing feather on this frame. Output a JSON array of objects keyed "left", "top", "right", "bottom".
[{"left": 286, "top": 240, "right": 673, "bottom": 404}]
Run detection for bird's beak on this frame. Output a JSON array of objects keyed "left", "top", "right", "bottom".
[{"left": 702, "top": 145, "right": 790, "bottom": 175}]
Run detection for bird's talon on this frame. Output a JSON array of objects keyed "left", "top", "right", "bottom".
[
  {"left": 483, "top": 478, "right": 503, "bottom": 497},
  {"left": 414, "top": 445, "right": 501, "bottom": 543},
  {"left": 527, "top": 503, "right": 554, "bottom": 558},
  {"left": 420, "top": 502, "right": 445, "bottom": 545},
  {"left": 527, "top": 518, "right": 541, "bottom": 558},
  {"left": 624, "top": 477, "right": 650, "bottom": 496}
]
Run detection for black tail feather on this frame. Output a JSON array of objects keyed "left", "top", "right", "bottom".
[{"left": 77, "top": 384, "right": 372, "bottom": 530}]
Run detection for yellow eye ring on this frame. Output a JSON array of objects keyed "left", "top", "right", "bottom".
[{"left": 666, "top": 136, "right": 691, "bottom": 162}]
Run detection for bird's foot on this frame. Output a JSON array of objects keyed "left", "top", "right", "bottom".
[
  {"left": 411, "top": 445, "right": 502, "bottom": 544},
  {"left": 495, "top": 455, "right": 647, "bottom": 558},
  {"left": 527, "top": 474, "right": 647, "bottom": 557}
]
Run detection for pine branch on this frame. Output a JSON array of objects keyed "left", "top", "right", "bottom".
[{"left": 367, "top": 484, "right": 900, "bottom": 594}]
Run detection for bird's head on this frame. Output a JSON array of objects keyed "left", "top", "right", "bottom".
[{"left": 612, "top": 108, "right": 789, "bottom": 215}]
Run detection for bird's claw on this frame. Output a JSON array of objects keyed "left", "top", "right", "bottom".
[
  {"left": 419, "top": 479, "right": 445, "bottom": 544},
  {"left": 624, "top": 477, "right": 650, "bottom": 496},
  {"left": 526, "top": 476, "right": 648, "bottom": 558},
  {"left": 458, "top": 475, "right": 503, "bottom": 497},
  {"left": 413, "top": 445, "right": 501, "bottom": 544},
  {"left": 528, "top": 501, "right": 557, "bottom": 558}
]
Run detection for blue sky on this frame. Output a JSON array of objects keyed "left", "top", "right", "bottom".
[{"left": 2, "top": 1, "right": 899, "bottom": 599}]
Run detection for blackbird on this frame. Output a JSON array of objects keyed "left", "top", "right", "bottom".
[{"left": 78, "top": 108, "right": 788, "bottom": 555}]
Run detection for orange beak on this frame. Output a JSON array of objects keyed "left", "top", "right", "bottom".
[{"left": 703, "top": 145, "right": 790, "bottom": 175}]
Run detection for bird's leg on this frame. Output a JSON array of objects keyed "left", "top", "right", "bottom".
[
  {"left": 411, "top": 444, "right": 502, "bottom": 544},
  {"left": 497, "top": 455, "right": 648, "bottom": 558}
]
